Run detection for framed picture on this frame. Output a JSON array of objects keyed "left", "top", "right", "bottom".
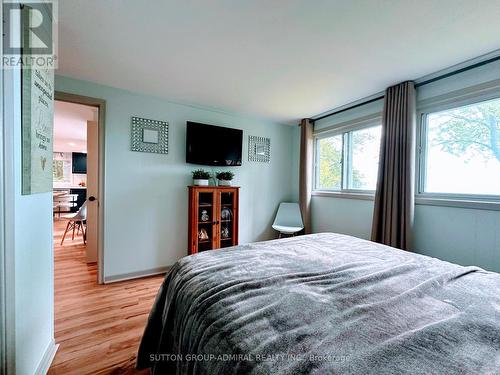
[{"left": 52, "top": 152, "right": 72, "bottom": 184}]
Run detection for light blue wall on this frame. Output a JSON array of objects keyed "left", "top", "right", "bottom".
[
  {"left": 290, "top": 125, "right": 301, "bottom": 201},
  {"left": 310, "top": 59, "right": 500, "bottom": 273},
  {"left": 312, "top": 197, "right": 374, "bottom": 239},
  {"left": 55, "top": 76, "right": 297, "bottom": 280},
  {"left": 312, "top": 197, "right": 500, "bottom": 273},
  {"left": 4, "top": 68, "right": 54, "bottom": 373},
  {"left": 414, "top": 205, "right": 500, "bottom": 271}
]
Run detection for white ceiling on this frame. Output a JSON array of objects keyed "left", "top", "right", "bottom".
[
  {"left": 57, "top": 0, "right": 500, "bottom": 124},
  {"left": 54, "top": 100, "right": 96, "bottom": 152}
]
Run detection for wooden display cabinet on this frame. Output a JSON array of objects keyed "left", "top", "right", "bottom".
[{"left": 188, "top": 186, "right": 239, "bottom": 255}]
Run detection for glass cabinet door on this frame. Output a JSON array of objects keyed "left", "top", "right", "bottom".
[
  {"left": 219, "top": 191, "right": 235, "bottom": 248},
  {"left": 197, "top": 191, "right": 216, "bottom": 251}
]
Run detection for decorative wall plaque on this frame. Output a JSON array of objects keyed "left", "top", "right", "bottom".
[
  {"left": 131, "top": 116, "right": 169, "bottom": 154},
  {"left": 19, "top": 4, "right": 55, "bottom": 195},
  {"left": 248, "top": 135, "right": 270, "bottom": 162},
  {"left": 22, "top": 68, "right": 54, "bottom": 194}
]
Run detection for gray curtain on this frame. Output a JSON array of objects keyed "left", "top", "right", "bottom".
[
  {"left": 299, "top": 118, "right": 313, "bottom": 234},
  {"left": 371, "top": 81, "right": 416, "bottom": 250}
]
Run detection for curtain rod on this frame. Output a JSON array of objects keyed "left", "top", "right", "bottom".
[{"left": 311, "top": 54, "right": 500, "bottom": 123}]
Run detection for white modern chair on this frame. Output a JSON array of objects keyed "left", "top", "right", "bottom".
[
  {"left": 60, "top": 201, "right": 87, "bottom": 245},
  {"left": 272, "top": 202, "right": 304, "bottom": 238}
]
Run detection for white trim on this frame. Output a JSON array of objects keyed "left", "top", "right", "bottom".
[
  {"left": 312, "top": 191, "right": 375, "bottom": 201},
  {"left": 34, "top": 340, "right": 58, "bottom": 375},
  {"left": 312, "top": 192, "right": 500, "bottom": 211},
  {"left": 98, "top": 107, "right": 105, "bottom": 285},
  {"left": 103, "top": 266, "right": 170, "bottom": 284},
  {"left": 415, "top": 112, "right": 427, "bottom": 198},
  {"left": 2, "top": 63, "right": 18, "bottom": 375},
  {"left": 312, "top": 191, "right": 500, "bottom": 211},
  {"left": 415, "top": 197, "right": 500, "bottom": 211},
  {"left": 0, "top": 2, "right": 7, "bottom": 371}
]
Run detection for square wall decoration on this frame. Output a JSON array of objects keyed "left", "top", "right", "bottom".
[
  {"left": 131, "top": 116, "right": 169, "bottom": 154},
  {"left": 248, "top": 135, "right": 270, "bottom": 162}
]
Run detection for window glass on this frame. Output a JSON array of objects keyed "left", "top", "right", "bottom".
[
  {"left": 315, "top": 125, "right": 381, "bottom": 191},
  {"left": 317, "top": 135, "right": 343, "bottom": 190},
  {"left": 349, "top": 126, "right": 382, "bottom": 190},
  {"left": 424, "top": 97, "right": 500, "bottom": 196}
]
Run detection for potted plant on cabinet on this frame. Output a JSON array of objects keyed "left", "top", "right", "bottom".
[
  {"left": 216, "top": 171, "right": 234, "bottom": 186},
  {"left": 192, "top": 169, "right": 211, "bottom": 186}
]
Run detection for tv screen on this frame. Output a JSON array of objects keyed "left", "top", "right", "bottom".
[
  {"left": 186, "top": 122, "right": 243, "bottom": 166},
  {"left": 72, "top": 152, "right": 87, "bottom": 174}
]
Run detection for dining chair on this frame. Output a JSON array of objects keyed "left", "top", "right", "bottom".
[
  {"left": 272, "top": 202, "right": 304, "bottom": 238},
  {"left": 60, "top": 201, "right": 87, "bottom": 245}
]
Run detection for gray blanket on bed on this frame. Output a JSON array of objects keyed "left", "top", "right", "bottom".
[{"left": 137, "top": 233, "right": 500, "bottom": 374}]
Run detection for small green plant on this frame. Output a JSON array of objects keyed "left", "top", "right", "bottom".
[
  {"left": 216, "top": 171, "right": 234, "bottom": 181},
  {"left": 192, "top": 169, "right": 211, "bottom": 179}
]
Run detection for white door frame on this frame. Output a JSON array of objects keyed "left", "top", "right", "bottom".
[
  {"left": 1, "top": 71, "right": 17, "bottom": 375},
  {"left": 1, "top": 2, "right": 12, "bottom": 372},
  {"left": 1, "top": 1, "right": 7, "bottom": 371},
  {"left": 54, "top": 92, "right": 106, "bottom": 284},
  {"left": 2, "top": 3, "right": 18, "bottom": 371}
]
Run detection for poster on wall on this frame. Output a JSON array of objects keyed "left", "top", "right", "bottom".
[
  {"left": 52, "top": 152, "right": 72, "bottom": 184},
  {"left": 22, "top": 67, "right": 54, "bottom": 195}
]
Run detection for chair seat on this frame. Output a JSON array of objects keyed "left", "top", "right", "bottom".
[
  {"left": 55, "top": 202, "right": 76, "bottom": 208},
  {"left": 272, "top": 224, "right": 303, "bottom": 234},
  {"left": 60, "top": 213, "right": 79, "bottom": 220}
]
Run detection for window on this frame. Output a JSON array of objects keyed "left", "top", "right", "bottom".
[
  {"left": 420, "top": 97, "right": 500, "bottom": 197},
  {"left": 315, "top": 125, "right": 382, "bottom": 192}
]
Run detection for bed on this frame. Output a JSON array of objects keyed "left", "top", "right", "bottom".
[{"left": 137, "top": 233, "right": 500, "bottom": 374}]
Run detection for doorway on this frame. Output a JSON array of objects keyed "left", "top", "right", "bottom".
[{"left": 53, "top": 92, "right": 105, "bottom": 284}]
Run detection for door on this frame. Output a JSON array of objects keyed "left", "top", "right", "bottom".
[
  {"left": 193, "top": 189, "right": 218, "bottom": 253},
  {"left": 86, "top": 120, "right": 98, "bottom": 263},
  {"left": 218, "top": 189, "right": 238, "bottom": 248}
]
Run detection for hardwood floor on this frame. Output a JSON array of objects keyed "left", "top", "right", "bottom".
[{"left": 49, "top": 219, "right": 165, "bottom": 375}]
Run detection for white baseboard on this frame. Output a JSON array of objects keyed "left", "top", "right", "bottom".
[
  {"left": 104, "top": 265, "right": 170, "bottom": 284},
  {"left": 35, "top": 339, "right": 59, "bottom": 375}
]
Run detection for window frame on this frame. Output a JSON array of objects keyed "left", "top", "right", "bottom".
[
  {"left": 416, "top": 83, "right": 500, "bottom": 208},
  {"left": 313, "top": 115, "right": 382, "bottom": 197}
]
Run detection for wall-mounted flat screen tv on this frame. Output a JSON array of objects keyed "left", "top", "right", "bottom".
[
  {"left": 186, "top": 122, "right": 243, "bottom": 166},
  {"left": 72, "top": 152, "right": 87, "bottom": 174}
]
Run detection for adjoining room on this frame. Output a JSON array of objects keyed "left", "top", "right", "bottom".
[{"left": 52, "top": 100, "right": 97, "bottom": 269}]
